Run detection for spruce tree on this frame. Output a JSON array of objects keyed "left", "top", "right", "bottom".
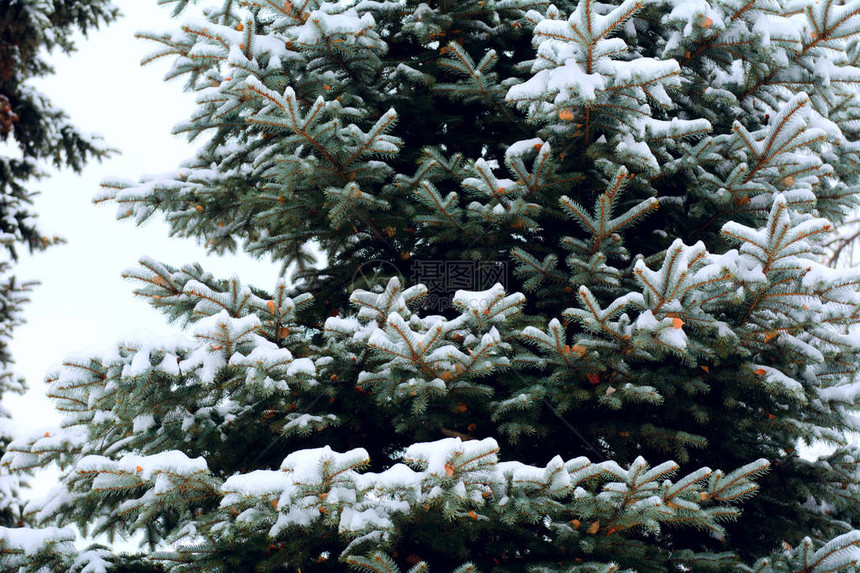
[
  {"left": 4, "top": 0, "right": 860, "bottom": 570},
  {"left": 0, "top": 0, "right": 116, "bottom": 531}
]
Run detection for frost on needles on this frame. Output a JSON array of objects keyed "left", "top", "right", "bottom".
[{"left": 4, "top": 0, "right": 860, "bottom": 571}]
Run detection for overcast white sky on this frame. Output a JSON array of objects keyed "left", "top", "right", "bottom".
[{"left": 5, "top": 1, "right": 279, "bottom": 434}]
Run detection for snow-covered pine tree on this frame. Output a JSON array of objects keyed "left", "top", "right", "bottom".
[
  {"left": 4, "top": 0, "right": 860, "bottom": 570},
  {"left": 0, "top": 0, "right": 116, "bottom": 531}
]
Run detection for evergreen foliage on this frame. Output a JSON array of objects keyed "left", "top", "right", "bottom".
[
  {"left": 0, "top": 0, "right": 117, "bottom": 529},
  {"left": 4, "top": 0, "right": 860, "bottom": 570}
]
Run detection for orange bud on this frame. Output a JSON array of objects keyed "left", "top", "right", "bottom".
[
  {"left": 587, "top": 520, "right": 600, "bottom": 534},
  {"left": 136, "top": 466, "right": 143, "bottom": 473},
  {"left": 700, "top": 16, "right": 713, "bottom": 28},
  {"left": 323, "top": 84, "right": 332, "bottom": 91},
  {"left": 763, "top": 331, "right": 778, "bottom": 343},
  {"left": 239, "top": 43, "right": 245, "bottom": 50},
  {"left": 754, "top": 368, "right": 767, "bottom": 376},
  {"left": 587, "top": 373, "right": 600, "bottom": 385},
  {"left": 330, "top": 374, "right": 338, "bottom": 381},
  {"left": 468, "top": 510, "right": 478, "bottom": 520},
  {"left": 699, "top": 492, "right": 709, "bottom": 501},
  {"left": 558, "top": 109, "right": 575, "bottom": 121},
  {"left": 454, "top": 403, "right": 468, "bottom": 413},
  {"left": 445, "top": 461, "right": 455, "bottom": 477},
  {"left": 672, "top": 317, "right": 684, "bottom": 329},
  {"left": 701, "top": 365, "right": 710, "bottom": 373},
  {"left": 267, "top": 300, "right": 277, "bottom": 313},
  {"left": 811, "top": 30, "right": 818, "bottom": 39},
  {"left": 279, "top": 327, "right": 290, "bottom": 338},
  {"left": 570, "top": 519, "right": 581, "bottom": 529},
  {"left": 195, "top": 204, "right": 204, "bottom": 213},
  {"left": 210, "top": 344, "right": 223, "bottom": 351},
  {"left": 782, "top": 175, "right": 794, "bottom": 187},
  {"left": 440, "top": 371, "right": 454, "bottom": 382},
  {"left": 44, "top": 432, "right": 50, "bottom": 438},
  {"left": 237, "top": 23, "right": 244, "bottom": 31}
]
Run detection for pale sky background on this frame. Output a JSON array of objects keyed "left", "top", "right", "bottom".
[{"left": 6, "top": 2, "right": 279, "bottom": 439}]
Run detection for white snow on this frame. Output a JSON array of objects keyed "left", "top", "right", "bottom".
[
  {"left": 0, "top": 525, "right": 75, "bottom": 555},
  {"left": 506, "top": 138, "right": 545, "bottom": 158}
]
